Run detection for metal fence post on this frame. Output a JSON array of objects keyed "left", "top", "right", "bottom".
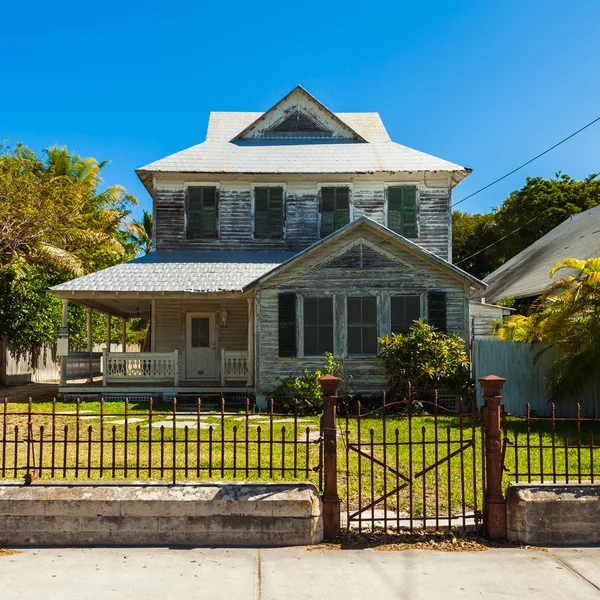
[
  {"left": 479, "top": 374, "right": 507, "bottom": 540},
  {"left": 319, "top": 374, "right": 341, "bottom": 539}
]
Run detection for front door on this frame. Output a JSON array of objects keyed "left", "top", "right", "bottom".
[{"left": 185, "top": 313, "right": 216, "bottom": 379}]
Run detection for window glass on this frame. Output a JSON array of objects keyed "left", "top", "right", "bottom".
[
  {"left": 391, "top": 295, "right": 421, "bottom": 333},
  {"left": 347, "top": 296, "right": 377, "bottom": 356},
  {"left": 304, "top": 297, "right": 334, "bottom": 356}
]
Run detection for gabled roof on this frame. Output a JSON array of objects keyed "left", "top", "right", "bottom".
[
  {"left": 230, "top": 85, "right": 366, "bottom": 142},
  {"left": 135, "top": 86, "right": 470, "bottom": 193},
  {"left": 245, "top": 217, "right": 486, "bottom": 291},
  {"left": 473, "top": 204, "right": 600, "bottom": 303}
]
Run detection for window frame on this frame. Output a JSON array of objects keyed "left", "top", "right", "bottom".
[
  {"left": 303, "top": 296, "right": 334, "bottom": 357},
  {"left": 319, "top": 184, "right": 353, "bottom": 238},
  {"left": 252, "top": 184, "right": 286, "bottom": 240},
  {"left": 390, "top": 294, "right": 422, "bottom": 334},
  {"left": 185, "top": 183, "right": 220, "bottom": 240},
  {"left": 346, "top": 295, "right": 378, "bottom": 357}
]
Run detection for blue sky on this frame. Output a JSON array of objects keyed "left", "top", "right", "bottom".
[{"left": 3, "top": 1, "right": 599, "bottom": 220}]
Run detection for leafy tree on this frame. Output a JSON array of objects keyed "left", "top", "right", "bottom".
[
  {"left": 378, "top": 321, "right": 471, "bottom": 399},
  {"left": 0, "top": 143, "right": 138, "bottom": 356},
  {"left": 452, "top": 173, "right": 600, "bottom": 280},
  {"left": 128, "top": 209, "right": 153, "bottom": 255},
  {"left": 0, "top": 143, "right": 136, "bottom": 276},
  {"left": 495, "top": 257, "right": 600, "bottom": 401},
  {"left": 452, "top": 211, "right": 499, "bottom": 278}
]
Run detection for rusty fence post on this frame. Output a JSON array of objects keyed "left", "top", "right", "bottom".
[
  {"left": 479, "top": 374, "right": 507, "bottom": 540},
  {"left": 320, "top": 374, "right": 341, "bottom": 540}
]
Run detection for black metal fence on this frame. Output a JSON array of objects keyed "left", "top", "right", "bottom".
[{"left": 1, "top": 398, "right": 324, "bottom": 488}]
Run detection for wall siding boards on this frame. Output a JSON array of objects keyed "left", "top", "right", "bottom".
[
  {"left": 255, "top": 227, "right": 468, "bottom": 393},
  {"left": 153, "top": 298, "right": 248, "bottom": 380},
  {"left": 154, "top": 179, "right": 451, "bottom": 258}
]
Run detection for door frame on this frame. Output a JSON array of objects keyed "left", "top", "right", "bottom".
[{"left": 185, "top": 312, "right": 217, "bottom": 380}]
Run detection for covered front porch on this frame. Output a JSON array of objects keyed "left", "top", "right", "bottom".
[{"left": 55, "top": 292, "right": 256, "bottom": 399}]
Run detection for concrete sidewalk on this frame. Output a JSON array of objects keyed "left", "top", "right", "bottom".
[{"left": 1, "top": 546, "right": 599, "bottom": 599}]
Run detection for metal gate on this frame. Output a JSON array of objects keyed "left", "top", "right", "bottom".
[{"left": 340, "top": 393, "right": 484, "bottom": 532}]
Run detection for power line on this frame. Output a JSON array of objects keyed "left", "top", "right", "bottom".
[
  {"left": 421, "top": 114, "right": 600, "bottom": 225},
  {"left": 455, "top": 208, "right": 552, "bottom": 267}
]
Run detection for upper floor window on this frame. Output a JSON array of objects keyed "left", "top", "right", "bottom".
[
  {"left": 347, "top": 296, "right": 377, "bottom": 356},
  {"left": 255, "top": 187, "right": 284, "bottom": 239},
  {"left": 187, "top": 186, "right": 217, "bottom": 239},
  {"left": 391, "top": 295, "right": 421, "bottom": 334},
  {"left": 304, "top": 297, "right": 334, "bottom": 356},
  {"left": 388, "top": 186, "right": 418, "bottom": 238},
  {"left": 321, "top": 187, "right": 350, "bottom": 237}
]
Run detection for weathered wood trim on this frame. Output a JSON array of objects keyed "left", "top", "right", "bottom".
[
  {"left": 296, "top": 294, "right": 304, "bottom": 359},
  {"left": 378, "top": 292, "right": 391, "bottom": 340},
  {"left": 333, "top": 294, "right": 346, "bottom": 359},
  {"left": 150, "top": 298, "right": 156, "bottom": 352}
]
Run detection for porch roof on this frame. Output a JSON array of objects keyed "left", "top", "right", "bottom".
[{"left": 50, "top": 251, "right": 296, "bottom": 294}]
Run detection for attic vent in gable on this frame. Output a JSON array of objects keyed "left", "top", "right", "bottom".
[
  {"left": 321, "top": 243, "right": 399, "bottom": 270},
  {"left": 265, "top": 108, "right": 333, "bottom": 138}
]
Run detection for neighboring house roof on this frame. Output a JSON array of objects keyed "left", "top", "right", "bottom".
[
  {"left": 50, "top": 218, "right": 485, "bottom": 296},
  {"left": 244, "top": 217, "right": 486, "bottom": 291},
  {"left": 50, "top": 251, "right": 296, "bottom": 294},
  {"left": 473, "top": 204, "right": 600, "bottom": 303},
  {"left": 135, "top": 86, "right": 470, "bottom": 193}
]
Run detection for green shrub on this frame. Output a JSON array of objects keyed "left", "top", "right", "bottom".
[
  {"left": 378, "top": 320, "right": 472, "bottom": 401},
  {"left": 264, "top": 353, "right": 351, "bottom": 414}
]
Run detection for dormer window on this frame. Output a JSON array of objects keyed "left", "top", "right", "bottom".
[{"left": 264, "top": 108, "right": 333, "bottom": 138}]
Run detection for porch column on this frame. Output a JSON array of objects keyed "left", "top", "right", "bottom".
[
  {"left": 60, "top": 299, "right": 69, "bottom": 385},
  {"left": 106, "top": 314, "right": 111, "bottom": 353},
  {"left": 86, "top": 308, "right": 93, "bottom": 383},
  {"left": 247, "top": 298, "right": 255, "bottom": 386},
  {"left": 121, "top": 317, "right": 127, "bottom": 352}
]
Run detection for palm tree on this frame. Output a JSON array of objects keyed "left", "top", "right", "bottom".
[
  {"left": 128, "top": 210, "right": 153, "bottom": 255},
  {"left": 496, "top": 257, "right": 600, "bottom": 399}
]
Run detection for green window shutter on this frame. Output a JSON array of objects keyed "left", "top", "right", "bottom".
[
  {"left": 188, "top": 187, "right": 217, "bottom": 239},
  {"left": 335, "top": 187, "right": 350, "bottom": 231},
  {"left": 188, "top": 187, "right": 203, "bottom": 238},
  {"left": 388, "top": 186, "right": 417, "bottom": 237},
  {"left": 278, "top": 293, "right": 297, "bottom": 357},
  {"left": 401, "top": 186, "right": 417, "bottom": 237},
  {"left": 428, "top": 292, "right": 447, "bottom": 333},
  {"left": 388, "top": 187, "right": 403, "bottom": 234},
  {"left": 255, "top": 187, "right": 283, "bottom": 239},
  {"left": 321, "top": 187, "right": 350, "bottom": 237}
]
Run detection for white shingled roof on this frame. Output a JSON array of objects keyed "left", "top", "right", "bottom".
[
  {"left": 473, "top": 205, "right": 600, "bottom": 303},
  {"left": 50, "top": 251, "right": 296, "bottom": 294},
  {"left": 136, "top": 87, "right": 469, "bottom": 191}
]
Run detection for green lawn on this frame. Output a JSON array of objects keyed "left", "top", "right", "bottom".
[{"left": 2, "top": 400, "right": 599, "bottom": 521}]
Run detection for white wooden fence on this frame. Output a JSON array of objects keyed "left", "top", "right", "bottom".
[{"left": 474, "top": 339, "right": 600, "bottom": 417}]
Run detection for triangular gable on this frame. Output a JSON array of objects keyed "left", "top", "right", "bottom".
[
  {"left": 231, "top": 85, "right": 366, "bottom": 142},
  {"left": 244, "top": 217, "right": 486, "bottom": 290},
  {"left": 317, "top": 239, "right": 407, "bottom": 270}
]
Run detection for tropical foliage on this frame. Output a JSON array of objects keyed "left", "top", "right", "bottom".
[
  {"left": 453, "top": 173, "right": 600, "bottom": 280},
  {"left": 0, "top": 143, "right": 138, "bottom": 355},
  {"left": 495, "top": 257, "right": 600, "bottom": 400},
  {"left": 128, "top": 209, "right": 153, "bottom": 255},
  {"left": 379, "top": 321, "right": 472, "bottom": 399}
]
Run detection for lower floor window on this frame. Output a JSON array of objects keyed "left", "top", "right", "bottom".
[
  {"left": 304, "top": 297, "right": 334, "bottom": 356},
  {"left": 347, "top": 296, "right": 377, "bottom": 355},
  {"left": 391, "top": 295, "right": 421, "bottom": 333}
]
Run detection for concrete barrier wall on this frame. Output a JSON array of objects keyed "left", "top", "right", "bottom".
[
  {"left": 507, "top": 483, "right": 600, "bottom": 545},
  {"left": 0, "top": 482, "right": 323, "bottom": 547}
]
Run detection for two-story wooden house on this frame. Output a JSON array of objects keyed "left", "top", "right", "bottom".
[{"left": 51, "top": 86, "right": 484, "bottom": 403}]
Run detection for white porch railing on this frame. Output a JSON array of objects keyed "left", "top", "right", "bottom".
[
  {"left": 103, "top": 350, "right": 179, "bottom": 386},
  {"left": 221, "top": 349, "right": 249, "bottom": 386}
]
